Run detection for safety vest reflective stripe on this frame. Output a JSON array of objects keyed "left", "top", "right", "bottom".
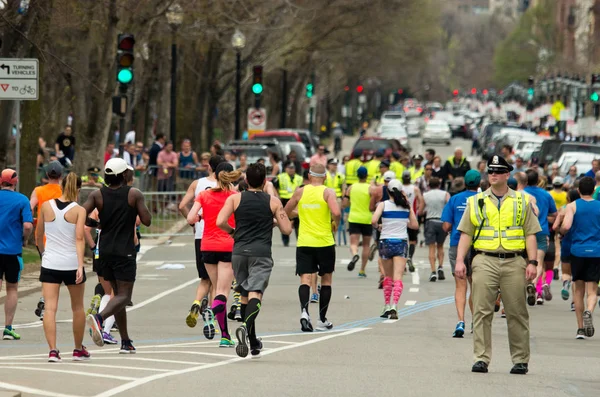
[
  {"left": 325, "top": 173, "right": 344, "bottom": 197},
  {"left": 278, "top": 173, "right": 302, "bottom": 199}
]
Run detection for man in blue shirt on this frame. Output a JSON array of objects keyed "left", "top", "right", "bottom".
[
  {"left": 0, "top": 169, "right": 33, "bottom": 340},
  {"left": 523, "top": 169, "right": 557, "bottom": 306},
  {"left": 584, "top": 159, "right": 599, "bottom": 178},
  {"left": 442, "top": 170, "right": 480, "bottom": 337}
]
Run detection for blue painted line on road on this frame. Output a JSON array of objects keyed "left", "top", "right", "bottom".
[{"left": 0, "top": 296, "right": 454, "bottom": 350}]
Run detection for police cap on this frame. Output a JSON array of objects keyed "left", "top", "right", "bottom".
[{"left": 487, "top": 155, "right": 513, "bottom": 172}]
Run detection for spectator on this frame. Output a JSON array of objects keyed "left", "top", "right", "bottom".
[
  {"left": 197, "top": 152, "right": 210, "bottom": 178},
  {"left": 124, "top": 130, "right": 136, "bottom": 145},
  {"left": 286, "top": 150, "right": 302, "bottom": 175},
  {"left": 38, "top": 137, "right": 48, "bottom": 168},
  {"left": 510, "top": 157, "right": 526, "bottom": 176},
  {"left": 476, "top": 160, "right": 488, "bottom": 182},
  {"left": 178, "top": 139, "right": 199, "bottom": 190},
  {"left": 564, "top": 165, "right": 578, "bottom": 188},
  {"left": 238, "top": 153, "right": 248, "bottom": 172},
  {"left": 211, "top": 142, "right": 224, "bottom": 156},
  {"left": 424, "top": 148, "right": 435, "bottom": 166},
  {"left": 134, "top": 142, "right": 146, "bottom": 171},
  {"left": 501, "top": 145, "right": 515, "bottom": 164},
  {"left": 310, "top": 145, "right": 328, "bottom": 167},
  {"left": 584, "top": 159, "right": 600, "bottom": 178},
  {"left": 148, "top": 133, "right": 166, "bottom": 181},
  {"left": 123, "top": 143, "right": 138, "bottom": 169},
  {"left": 157, "top": 141, "right": 178, "bottom": 192},
  {"left": 443, "top": 147, "right": 470, "bottom": 181},
  {"left": 104, "top": 143, "right": 115, "bottom": 165},
  {"left": 431, "top": 155, "right": 446, "bottom": 188},
  {"left": 55, "top": 125, "right": 75, "bottom": 167},
  {"left": 269, "top": 151, "right": 281, "bottom": 177}
]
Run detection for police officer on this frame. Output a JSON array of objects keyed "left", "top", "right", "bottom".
[
  {"left": 454, "top": 155, "right": 540, "bottom": 375},
  {"left": 274, "top": 161, "right": 303, "bottom": 246},
  {"left": 82, "top": 167, "right": 106, "bottom": 188},
  {"left": 325, "top": 158, "right": 345, "bottom": 200},
  {"left": 344, "top": 150, "right": 363, "bottom": 186}
]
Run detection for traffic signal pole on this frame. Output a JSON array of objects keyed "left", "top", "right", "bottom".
[{"left": 170, "top": 36, "right": 177, "bottom": 145}]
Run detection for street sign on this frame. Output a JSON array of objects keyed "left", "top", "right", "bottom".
[
  {"left": 247, "top": 107, "right": 267, "bottom": 137},
  {"left": 0, "top": 58, "right": 39, "bottom": 100}
]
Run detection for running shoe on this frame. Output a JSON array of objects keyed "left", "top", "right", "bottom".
[
  {"left": 86, "top": 294, "right": 101, "bottom": 316},
  {"left": 536, "top": 294, "right": 544, "bottom": 305},
  {"left": 576, "top": 328, "right": 586, "bottom": 340},
  {"left": 186, "top": 302, "right": 201, "bottom": 328},
  {"left": 235, "top": 325, "right": 249, "bottom": 357},
  {"left": 72, "top": 346, "right": 90, "bottom": 361},
  {"left": 571, "top": 302, "right": 575, "bottom": 312},
  {"left": 2, "top": 328, "right": 20, "bottom": 340},
  {"left": 310, "top": 293, "right": 319, "bottom": 303},
  {"left": 437, "top": 267, "right": 445, "bottom": 281},
  {"left": 300, "top": 310, "right": 313, "bottom": 332},
  {"left": 34, "top": 297, "right": 45, "bottom": 320},
  {"left": 543, "top": 284, "right": 552, "bottom": 301},
  {"left": 235, "top": 307, "right": 242, "bottom": 322},
  {"left": 429, "top": 272, "right": 437, "bottom": 282},
  {"left": 380, "top": 305, "right": 391, "bottom": 318},
  {"left": 199, "top": 296, "right": 208, "bottom": 314},
  {"left": 407, "top": 259, "right": 415, "bottom": 273},
  {"left": 561, "top": 280, "right": 571, "bottom": 301},
  {"left": 526, "top": 283, "right": 536, "bottom": 306},
  {"left": 583, "top": 310, "right": 594, "bottom": 337},
  {"left": 347, "top": 254, "right": 359, "bottom": 271},
  {"left": 358, "top": 271, "right": 367, "bottom": 278},
  {"left": 86, "top": 314, "right": 104, "bottom": 347},
  {"left": 553, "top": 268, "right": 559, "bottom": 280},
  {"left": 494, "top": 290, "right": 501, "bottom": 312},
  {"left": 120, "top": 340, "right": 136, "bottom": 354},
  {"left": 219, "top": 337, "right": 235, "bottom": 348},
  {"left": 388, "top": 305, "right": 398, "bottom": 320},
  {"left": 453, "top": 321, "right": 465, "bottom": 338},
  {"left": 48, "top": 350, "right": 61, "bottom": 363},
  {"left": 202, "top": 308, "right": 216, "bottom": 340},
  {"left": 316, "top": 319, "right": 333, "bottom": 331},
  {"left": 227, "top": 305, "right": 238, "bottom": 321},
  {"left": 368, "top": 243, "right": 378, "bottom": 261},
  {"left": 501, "top": 308, "right": 506, "bottom": 318},
  {"left": 102, "top": 332, "right": 118, "bottom": 345},
  {"left": 250, "top": 339, "right": 263, "bottom": 359}
]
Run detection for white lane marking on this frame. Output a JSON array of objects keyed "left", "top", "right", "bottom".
[
  {"left": 405, "top": 300, "right": 417, "bottom": 306},
  {"left": 409, "top": 288, "right": 419, "bottom": 292},
  {"left": 13, "top": 278, "right": 199, "bottom": 329},
  {"left": 383, "top": 319, "right": 399, "bottom": 324},
  {"left": 3, "top": 357, "right": 206, "bottom": 366},
  {"left": 0, "top": 362, "right": 170, "bottom": 372},
  {"left": 0, "top": 381, "right": 81, "bottom": 397},
  {"left": 0, "top": 366, "right": 137, "bottom": 381},
  {"left": 94, "top": 328, "right": 368, "bottom": 397},
  {"left": 411, "top": 272, "right": 420, "bottom": 285},
  {"left": 166, "top": 243, "right": 187, "bottom": 247},
  {"left": 142, "top": 261, "right": 164, "bottom": 267},
  {"left": 87, "top": 350, "right": 234, "bottom": 358},
  {"left": 261, "top": 340, "right": 297, "bottom": 344}
]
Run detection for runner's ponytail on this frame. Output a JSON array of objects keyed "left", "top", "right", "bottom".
[
  {"left": 61, "top": 172, "right": 82, "bottom": 202},
  {"left": 389, "top": 187, "right": 410, "bottom": 209}
]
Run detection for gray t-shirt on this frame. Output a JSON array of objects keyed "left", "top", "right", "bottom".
[{"left": 423, "top": 189, "right": 448, "bottom": 220}]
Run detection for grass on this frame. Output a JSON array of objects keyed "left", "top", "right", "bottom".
[{"left": 21, "top": 246, "right": 41, "bottom": 274}]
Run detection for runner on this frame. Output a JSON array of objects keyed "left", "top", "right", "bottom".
[
  {"left": 186, "top": 162, "right": 241, "bottom": 347},
  {"left": 549, "top": 177, "right": 567, "bottom": 280},
  {"left": 274, "top": 161, "right": 302, "bottom": 247},
  {"left": 369, "top": 170, "right": 397, "bottom": 287},
  {"left": 344, "top": 166, "right": 372, "bottom": 277},
  {"left": 216, "top": 163, "right": 292, "bottom": 358},
  {"left": 284, "top": 164, "right": 341, "bottom": 332},
  {"left": 441, "top": 170, "right": 480, "bottom": 337},
  {"left": 35, "top": 173, "right": 90, "bottom": 362},
  {"left": 0, "top": 169, "right": 33, "bottom": 340},
  {"left": 371, "top": 179, "right": 417, "bottom": 319},
  {"left": 559, "top": 177, "right": 600, "bottom": 339},
  {"left": 420, "top": 177, "right": 449, "bottom": 282},
  {"left": 553, "top": 189, "right": 579, "bottom": 312},
  {"left": 401, "top": 171, "right": 422, "bottom": 273},
  {"left": 179, "top": 155, "right": 224, "bottom": 327},
  {"left": 85, "top": 158, "right": 152, "bottom": 352}
]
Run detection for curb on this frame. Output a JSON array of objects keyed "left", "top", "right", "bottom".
[{"left": 153, "top": 219, "right": 191, "bottom": 245}]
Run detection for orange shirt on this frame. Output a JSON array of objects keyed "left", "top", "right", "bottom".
[{"left": 34, "top": 184, "right": 62, "bottom": 219}]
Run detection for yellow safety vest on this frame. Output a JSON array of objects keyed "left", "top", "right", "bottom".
[
  {"left": 448, "top": 155, "right": 467, "bottom": 167},
  {"left": 345, "top": 159, "right": 363, "bottom": 185},
  {"left": 325, "top": 172, "right": 345, "bottom": 197},
  {"left": 278, "top": 173, "right": 303, "bottom": 199},
  {"left": 365, "top": 159, "right": 381, "bottom": 182},
  {"left": 297, "top": 185, "right": 334, "bottom": 247},
  {"left": 348, "top": 182, "right": 372, "bottom": 224},
  {"left": 390, "top": 162, "right": 404, "bottom": 179},
  {"left": 409, "top": 166, "right": 424, "bottom": 183},
  {"left": 81, "top": 175, "right": 107, "bottom": 186},
  {"left": 468, "top": 191, "right": 529, "bottom": 251}
]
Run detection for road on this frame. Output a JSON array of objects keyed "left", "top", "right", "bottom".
[{"left": 0, "top": 130, "right": 598, "bottom": 397}]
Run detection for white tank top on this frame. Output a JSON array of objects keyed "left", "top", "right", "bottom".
[
  {"left": 380, "top": 200, "right": 409, "bottom": 240},
  {"left": 42, "top": 200, "right": 79, "bottom": 271},
  {"left": 194, "top": 177, "right": 218, "bottom": 239},
  {"left": 401, "top": 184, "right": 416, "bottom": 210}
]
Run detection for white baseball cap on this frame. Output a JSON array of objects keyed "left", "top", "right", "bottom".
[
  {"left": 383, "top": 171, "right": 396, "bottom": 181},
  {"left": 105, "top": 158, "right": 133, "bottom": 175},
  {"left": 387, "top": 179, "right": 402, "bottom": 191}
]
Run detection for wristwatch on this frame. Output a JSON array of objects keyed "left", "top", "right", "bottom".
[{"left": 528, "top": 260, "right": 538, "bottom": 266}]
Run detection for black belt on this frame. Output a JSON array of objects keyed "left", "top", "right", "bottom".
[{"left": 475, "top": 251, "right": 524, "bottom": 259}]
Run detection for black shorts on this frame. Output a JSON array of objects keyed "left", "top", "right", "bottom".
[
  {"left": 39, "top": 267, "right": 87, "bottom": 285},
  {"left": 0, "top": 254, "right": 23, "bottom": 284},
  {"left": 570, "top": 255, "right": 600, "bottom": 282},
  {"left": 195, "top": 239, "right": 209, "bottom": 279},
  {"left": 408, "top": 228, "right": 419, "bottom": 242},
  {"left": 93, "top": 257, "right": 104, "bottom": 277},
  {"left": 202, "top": 251, "right": 232, "bottom": 265},
  {"left": 101, "top": 257, "right": 137, "bottom": 282},
  {"left": 296, "top": 245, "right": 336, "bottom": 276},
  {"left": 348, "top": 222, "right": 372, "bottom": 237}
]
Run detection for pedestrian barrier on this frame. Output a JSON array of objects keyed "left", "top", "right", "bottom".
[
  {"left": 135, "top": 165, "right": 208, "bottom": 192},
  {"left": 139, "top": 191, "right": 192, "bottom": 237}
]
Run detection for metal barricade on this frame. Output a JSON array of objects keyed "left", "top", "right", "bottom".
[
  {"left": 139, "top": 191, "right": 192, "bottom": 237},
  {"left": 135, "top": 166, "right": 208, "bottom": 192}
]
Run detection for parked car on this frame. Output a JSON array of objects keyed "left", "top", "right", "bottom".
[{"left": 422, "top": 120, "right": 452, "bottom": 146}]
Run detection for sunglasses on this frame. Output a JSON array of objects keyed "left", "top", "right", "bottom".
[{"left": 488, "top": 170, "right": 508, "bottom": 175}]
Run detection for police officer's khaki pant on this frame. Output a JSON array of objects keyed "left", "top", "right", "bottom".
[{"left": 471, "top": 254, "right": 530, "bottom": 365}]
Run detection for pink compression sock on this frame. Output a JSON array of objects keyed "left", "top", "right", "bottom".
[
  {"left": 392, "top": 280, "right": 403, "bottom": 304},
  {"left": 545, "top": 270, "right": 553, "bottom": 286},
  {"left": 536, "top": 276, "right": 543, "bottom": 294},
  {"left": 211, "top": 297, "right": 230, "bottom": 339},
  {"left": 383, "top": 277, "right": 392, "bottom": 305}
]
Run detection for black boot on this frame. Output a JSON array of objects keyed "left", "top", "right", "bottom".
[
  {"left": 471, "top": 361, "right": 488, "bottom": 373},
  {"left": 510, "top": 363, "right": 528, "bottom": 375}
]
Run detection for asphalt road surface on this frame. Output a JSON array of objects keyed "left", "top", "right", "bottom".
[{"left": 0, "top": 133, "right": 598, "bottom": 397}]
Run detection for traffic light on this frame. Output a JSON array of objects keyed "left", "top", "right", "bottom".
[
  {"left": 398, "top": 89, "right": 403, "bottom": 95},
  {"left": 252, "top": 65, "right": 263, "bottom": 95},
  {"left": 482, "top": 89, "right": 489, "bottom": 95},
  {"left": 306, "top": 82, "right": 314, "bottom": 98},
  {"left": 116, "top": 34, "right": 135, "bottom": 86},
  {"left": 527, "top": 76, "right": 534, "bottom": 101},
  {"left": 590, "top": 74, "right": 599, "bottom": 102},
  {"left": 471, "top": 88, "right": 477, "bottom": 95},
  {"left": 453, "top": 89, "right": 459, "bottom": 97},
  {"left": 344, "top": 85, "right": 350, "bottom": 92},
  {"left": 356, "top": 85, "right": 364, "bottom": 93}
]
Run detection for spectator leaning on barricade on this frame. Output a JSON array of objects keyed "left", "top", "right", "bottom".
[{"left": 157, "top": 141, "right": 179, "bottom": 192}]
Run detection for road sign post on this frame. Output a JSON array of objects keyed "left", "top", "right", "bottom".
[
  {"left": 0, "top": 58, "right": 39, "bottom": 192},
  {"left": 247, "top": 107, "right": 267, "bottom": 138}
]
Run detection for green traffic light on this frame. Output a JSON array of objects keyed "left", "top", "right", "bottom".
[
  {"left": 117, "top": 69, "right": 133, "bottom": 84},
  {"left": 591, "top": 92, "right": 599, "bottom": 102},
  {"left": 527, "top": 88, "right": 534, "bottom": 95},
  {"left": 252, "top": 83, "right": 263, "bottom": 95},
  {"left": 306, "top": 83, "right": 313, "bottom": 91}
]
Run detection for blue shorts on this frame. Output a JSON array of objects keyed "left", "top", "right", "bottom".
[
  {"left": 378, "top": 239, "right": 408, "bottom": 260},
  {"left": 536, "top": 233, "right": 548, "bottom": 253}
]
